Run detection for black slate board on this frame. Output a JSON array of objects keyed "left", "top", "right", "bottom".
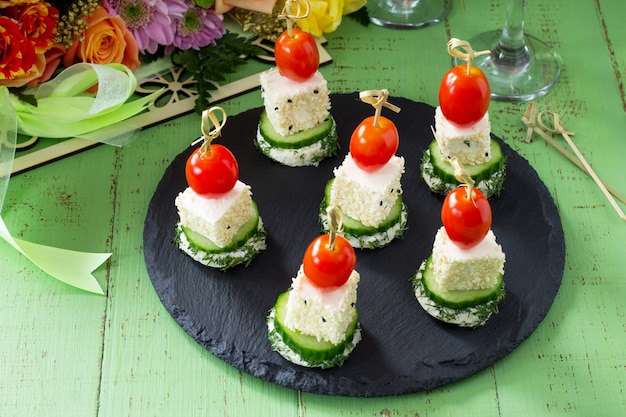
[{"left": 144, "top": 93, "right": 565, "bottom": 397}]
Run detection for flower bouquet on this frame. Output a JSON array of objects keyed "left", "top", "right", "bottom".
[
  {"left": 2, "top": 0, "right": 368, "bottom": 170},
  {"left": 0, "top": 0, "right": 368, "bottom": 294}
]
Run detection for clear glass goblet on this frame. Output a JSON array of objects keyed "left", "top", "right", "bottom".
[
  {"left": 458, "top": 0, "right": 561, "bottom": 101},
  {"left": 369, "top": 0, "right": 451, "bottom": 29}
]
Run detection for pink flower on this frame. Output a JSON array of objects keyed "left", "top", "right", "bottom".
[
  {"left": 103, "top": 0, "right": 187, "bottom": 54},
  {"left": 165, "top": 1, "right": 225, "bottom": 54}
]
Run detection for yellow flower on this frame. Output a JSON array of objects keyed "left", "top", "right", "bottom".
[
  {"left": 296, "top": 0, "right": 366, "bottom": 37},
  {"left": 342, "top": 0, "right": 366, "bottom": 14}
]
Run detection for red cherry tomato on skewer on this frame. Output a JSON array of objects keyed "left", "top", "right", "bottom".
[
  {"left": 441, "top": 186, "right": 492, "bottom": 249},
  {"left": 275, "top": 27, "right": 319, "bottom": 82},
  {"left": 185, "top": 144, "right": 239, "bottom": 195},
  {"left": 303, "top": 234, "right": 356, "bottom": 288},
  {"left": 349, "top": 115, "right": 399, "bottom": 172},
  {"left": 439, "top": 64, "right": 490, "bottom": 127}
]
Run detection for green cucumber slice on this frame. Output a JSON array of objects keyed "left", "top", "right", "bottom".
[
  {"left": 429, "top": 139, "right": 504, "bottom": 184},
  {"left": 323, "top": 179, "right": 403, "bottom": 235},
  {"left": 259, "top": 111, "right": 335, "bottom": 149},
  {"left": 272, "top": 291, "right": 358, "bottom": 362},
  {"left": 181, "top": 201, "right": 260, "bottom": 254},
  {"left": 419, "top": 256, "right": 504, "bottom": 309}
]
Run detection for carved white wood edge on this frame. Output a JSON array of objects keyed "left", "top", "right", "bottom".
[{"left": 10, "top": 37, "right": 331, "bottom": 175}]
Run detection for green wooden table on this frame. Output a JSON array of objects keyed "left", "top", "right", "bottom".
[{"left": 2, "top": 0, "right": 625, "bottom": 415}]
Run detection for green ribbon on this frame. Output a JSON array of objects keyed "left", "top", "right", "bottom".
[{"left": 0, "top": 63, "right": 161, "bottom": 294}]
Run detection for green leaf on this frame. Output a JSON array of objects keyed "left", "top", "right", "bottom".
[
  {"left": 170, "top": 31, "right": 265, "bottom": 113},
  {"left": 14, "top": 90, "right": 37, "bottom": 107},
  {"left": 192, "top": 0, "right": 215, "bottom": 8},
  {"left": 347, "top": 7, "right": 371, "bottom": 27}
]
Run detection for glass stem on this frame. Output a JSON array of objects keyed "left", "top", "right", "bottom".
[{"left": 493, "top": 0, "right": 531, "bottom": 70}]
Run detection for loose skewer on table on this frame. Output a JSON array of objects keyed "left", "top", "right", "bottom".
[{"left": 521, "top": 103, "right": 626, "bottom": 216}]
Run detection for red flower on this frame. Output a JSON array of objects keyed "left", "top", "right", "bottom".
[
  {"left": 0, "top": 16, "right": 37, "bottom": 81},
  {"left": 3, "top": 1, "right": 59, "bottom": 54}
]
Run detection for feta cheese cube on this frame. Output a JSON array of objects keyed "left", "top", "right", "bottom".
[
  {"left": 284, "top": 266, "right": 359, "bottom": 345},
  {"left": 434, "top": 106, "right": 491, "bottom": 165},
  {"left": 175, "top": 181, "right": 254, "bottom": 248},
  {"left": 330, "top": 154, "right": 404, "bottom": 227},
  {"left": 431, "top": 226, "right": 505, "bottom": 291},
  {"left": 260, "top": 67, "right": 330, "bottom": 136}
]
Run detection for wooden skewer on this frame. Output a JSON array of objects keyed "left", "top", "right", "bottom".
[
  {"left": 521, "top": 114, "right": 626, "bottom": 206},
  {"left": 538, "top": 110, "right": 626, "bottom": 221}
]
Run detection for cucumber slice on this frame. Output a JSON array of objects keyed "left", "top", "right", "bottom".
[
  {"left": 176, "top": 219, "right": 267, "bottom": 270},
  {"left": 180, "top": 201, "right": 260, "bottom": 254},
  {"left": 271, "top": 291, "right": 359, "bottom": 365},
  {"left": 419, "top": 256, "right": 504, "bottom": 309},
  {"left": 429, "top": 139, "right": 504, "bottom": 185},
  {"left": 420, "top": 142, "right": 506, "bottom": 198},
  {"left": 323, "top": 179, "right": 404, "bottom": 235},
  {"left": 259, "top": 111, "right": 336, "bottom": 149}
]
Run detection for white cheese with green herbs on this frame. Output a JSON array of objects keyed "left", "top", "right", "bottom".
[
  {"left": 175, "top": 181, "right": 254, "bottom": 248},
  {"left": 431, "top": 226, "right": 505, "bottom": 291},
  {"left": 284, "top": 266, "right": 359, "bottom": 345},
  {"left": 260, "top": 67, "right": 330, "bottom": 136},
  {"left": 434, "top": 106, "right": 491, "bottom": 165},
  {"left": 329, "top": 154, "right": 404, "bottom": 227}
]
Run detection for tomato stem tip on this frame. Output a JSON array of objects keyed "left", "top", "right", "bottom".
[
  {"left": 325, "top": 206, "right": 345, "bottom": 251},
  {"left": 280, "top": 0, "right": 311, "bottom": 37},
  {"left": 358, "top": 89, "right": 401, "bottom": 127},
  {"left": 446, "top": 38, "right": 489, "bottom": 74},
  {"left": 198, "top": 106, "right": 228, "bottom": 154}
]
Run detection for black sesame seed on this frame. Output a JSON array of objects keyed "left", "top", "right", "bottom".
[
  {"left": 287, "top": 99, "right": 292, "bottom": 103},
  {"left": 321, "top": 317, "right": 326, "bottom": 322},
  {"left": 351, "top": 302, "right": 355, "bottom": 307},
  {"left": 485, "top": 152, "right": 490, "bottom": 157},
  {"left": 226, "top": 225, "right": 231, "bottom": 229},
  {"left": 304, "top": 300, "right": 307, "bottom": 305},
  {"left": 274, "top": 107, "right": 279, "bottom": 111},
  {"left": 379, "top": 201, "right": 383, "bottom": 206},
  {"left": 288, "top": 125, "right": 293, "bottom": 130},
  {"left": 313, "top": 89, "right": 319, "bottom": 94}
]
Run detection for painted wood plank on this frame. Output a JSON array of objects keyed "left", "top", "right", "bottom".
[
  {"left": 0, "top": 145, "right": 116, "bottom": 416},
  {"left": 95, "top": 110, "right": 299, "bottom": 416}
]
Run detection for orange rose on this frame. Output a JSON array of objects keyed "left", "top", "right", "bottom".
[{"left": 63, "top": 6, "right": 140, "bottom": 70}]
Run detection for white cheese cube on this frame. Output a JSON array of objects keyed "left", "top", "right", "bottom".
[
  {"left": 260, "top": 67, "right": 330, "bottom": 136},
  {"left": 284, "top": 266, "right": 359, "bottom": 345},
  {"left": 431, "top": 226, "right": 505, "bottom": 291},
  {"left": 434, "top": 106, "right": 491, "bottom": 165},
  {"left": 175, "top": 181, "right": 254, "bottom": 248},
  {"left": 330, "top": 154, "right": 404, "bottom": 227}
]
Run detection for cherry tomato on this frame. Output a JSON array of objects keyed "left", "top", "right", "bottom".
[
  {"left": 349, "top": 115, "right": 399, "bottom": 172},
  {"left": 441, "top": 187, "right": 492, "bottom": 249},
  {"left": 185, "top": 144, "right": 239, "bottom": 195},
  {"left": 438, "top": 65, "right": 490, "bottom": 127},
  {"left": 275, "top": 28, "right": 319, "bottom": 82},
  {"left": 303, "top": 234, "right": 356, "bottom": 288}
]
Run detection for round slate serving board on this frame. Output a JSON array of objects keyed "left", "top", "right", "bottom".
[{"left": 144, "top": 93, "right": 565, "bottom": 397}]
